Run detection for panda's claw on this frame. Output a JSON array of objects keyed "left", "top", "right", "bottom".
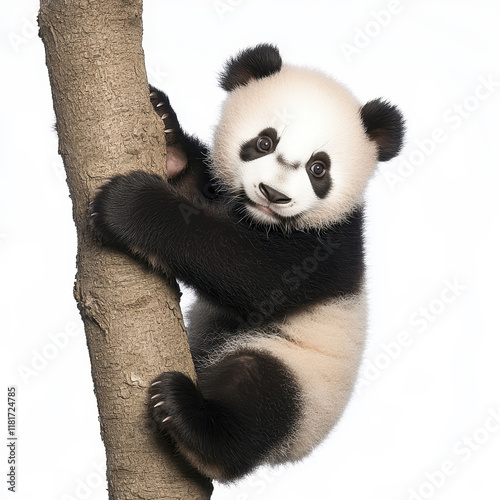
[
  {"left": 151, "top": 393, "right": 161, "bottom": 400},
  {"left": 154, "top": 401, "right": 164, "bottom": 408},
  {"left": 162, "top": 416, "right": 171, "bottom": 423}
]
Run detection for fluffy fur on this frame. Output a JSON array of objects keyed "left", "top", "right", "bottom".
[{"left": 90, "top": 44, "right": 404, "bottom": 482}]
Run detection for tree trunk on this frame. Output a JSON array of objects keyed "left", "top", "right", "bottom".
[{"left": 38, "top": 1, "right": 212, "bottom": 498}]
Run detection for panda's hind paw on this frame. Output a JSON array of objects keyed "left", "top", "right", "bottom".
[{"left": 148, "top": 371, "right": 203, "bottom": 434}]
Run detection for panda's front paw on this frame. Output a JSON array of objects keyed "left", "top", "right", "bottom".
[
  {"left": 149, "top": 86, "right": 189, "bottom": 179},
  {"left": 149, "top": 372, "right": 204, "bottom": 434},
  {"left": 90, "top": 171, "right": 161, "bottom": 250},
  {"left": 149, "top": 85, "right": 182, "bottom": 147},
  {"left": 89, "top": 175, "right": 131, "bottom": 248}
]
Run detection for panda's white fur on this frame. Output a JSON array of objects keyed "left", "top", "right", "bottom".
[{"left": 213, "top": 65, "right": 379, "bottom": 228}]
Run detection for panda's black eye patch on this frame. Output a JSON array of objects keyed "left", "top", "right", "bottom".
[
  {"left": 306, "top": 152, "right": 332, "bottom": 199},
  {"left": 240, "top": 128, "right": 279, "bottom": 162}
]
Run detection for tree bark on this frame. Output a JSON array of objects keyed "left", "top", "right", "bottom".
[{"left": 38, "top": 1, "right": 212, "bottom": 498}]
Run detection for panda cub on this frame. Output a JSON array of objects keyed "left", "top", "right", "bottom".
[{"left": 91, "top": 44, "right": 404, "bottom": 482}]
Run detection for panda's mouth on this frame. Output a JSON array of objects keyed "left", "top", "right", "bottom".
[
  {"left": 234, "top": 190, "right": 279, "bottom": 220},
  {"left": 242, "top": 194, "right": 279, "bottom": 217},
  {"left": 252, "top": 202, "right": 276, "bottom": 216},
  {"left": 245, "top": 196, "right": 282, "bottom": 221},
  {"left": 241, "top": 191, "right": 304, "bottom": 227},
  {"left": 233, "top": 191, "right": 305, "bottom": 230},
  {"left": 235, "top": 189, "right": 304, "bottom": 227},
  {"left": 258, "top": 205, "right": 275, "bottom": 215}
]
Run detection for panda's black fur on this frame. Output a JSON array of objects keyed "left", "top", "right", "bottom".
[{"left": 91, "top": 44, "right": 404, "bottom": 482}]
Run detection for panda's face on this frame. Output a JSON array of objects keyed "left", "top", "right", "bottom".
[{"left": 212, "top": 66, "right": 379, "bottom": 229}]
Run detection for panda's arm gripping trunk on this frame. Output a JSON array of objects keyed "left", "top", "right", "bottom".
[{"left": 91, "top": 171, "right": 364, "bottom": 319}]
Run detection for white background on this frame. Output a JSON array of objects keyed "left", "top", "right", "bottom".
[{"left": 1, "top": 0, "right": 499, "bottom": 499}]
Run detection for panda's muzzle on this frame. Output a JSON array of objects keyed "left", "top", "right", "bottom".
[{"left": 259, "top": 183, "right": 291, "bottom": 205}]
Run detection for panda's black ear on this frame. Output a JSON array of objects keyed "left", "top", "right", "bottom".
[
  {"left": 219, "top": 44, "right": 282, "bottom": 92},
  {"left": 360, "top": 99, "right": 405, "bottom": 162}
]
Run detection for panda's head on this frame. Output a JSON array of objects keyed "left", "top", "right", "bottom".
[{"left": 212, "top": 44, "right": 405, "bottom": 229}]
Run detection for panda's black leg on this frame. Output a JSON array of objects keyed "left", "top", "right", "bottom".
[{"left": 149, "top": 350, "right": 301, "bottom": 482}]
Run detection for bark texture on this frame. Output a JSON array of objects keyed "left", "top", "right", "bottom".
[{"left": 38, "top": 1, "right": 212, "bottom": 498}]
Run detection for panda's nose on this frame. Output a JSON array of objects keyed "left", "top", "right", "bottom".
[{"left": 259, "top": 183, "right": 292, "bottom": 204}]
